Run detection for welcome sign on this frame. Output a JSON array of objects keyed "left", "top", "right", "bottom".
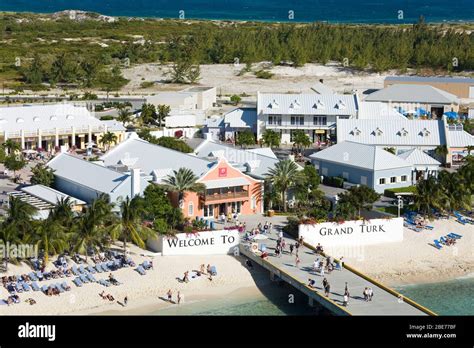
[
  {"left": 149, "top": 229, "right": 240, "bottom": 256},
  {"left": 299, "top": 217, "right": 403, "bottom": 247}
]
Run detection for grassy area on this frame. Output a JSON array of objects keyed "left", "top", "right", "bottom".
[
  {"left": 376, "top": 206, "right": 402, "bottom": 216},
  {"left": 384, "top": 186, "right": 416, "bottom": 198}
]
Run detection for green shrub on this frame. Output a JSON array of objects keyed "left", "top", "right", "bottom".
[
  {"left": 323, "top": 176, "right": 345, "bottom": 188},
  {"left": 140, "top": 81, "right": 154, "bottom": 88},
  {"left": 255, "top": 70, "right": 274, "bottom": 79},
  {"left": 99, "top": 115, "right": 114, "bottom": 121}
]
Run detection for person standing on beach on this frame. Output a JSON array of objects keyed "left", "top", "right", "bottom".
[
  {"left": 167, "top": 289, "right": 173, "bottom": 303},
  {"left": 177, "top": 291, "right": 182, "bottom": 305},
  {"left": 124, "top": 296, "right": 128, "bottom": 307}
]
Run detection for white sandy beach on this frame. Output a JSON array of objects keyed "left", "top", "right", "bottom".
[
  {"left": 0, "top": 246, "right": 271, "bottom": 315},
  {"left": 328, "top": 217, "right": 474, "bottom": 287}
]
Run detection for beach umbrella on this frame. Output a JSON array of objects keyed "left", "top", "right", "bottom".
[
  {"left": 444, "top": 111, "right": 458, "bottom": 120},
  {"left": 251, "top": 234, "right": 268, "bottom": 241}
]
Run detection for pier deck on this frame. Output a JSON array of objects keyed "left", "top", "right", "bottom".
[{"left": 238, "top": 215, "right": 432, "bottom": 316}]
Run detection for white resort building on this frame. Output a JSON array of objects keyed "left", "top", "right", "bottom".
[
  {"left": 0, "top": 104, "right": 125, "bottom": 151},
  {"left": 256, "top": 92, "right": 359, "bottom": 144}
]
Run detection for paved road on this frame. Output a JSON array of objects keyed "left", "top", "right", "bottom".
[{"left": 238, "top": 214, "right": 427, "bottom": 316}]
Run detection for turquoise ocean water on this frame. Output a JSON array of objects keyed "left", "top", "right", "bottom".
[
  {"left": 396, "top": 276, "right": 474, "bottom": 316},
  {"left": 0, "top": 0, "right": 473, "bottom": 23}
]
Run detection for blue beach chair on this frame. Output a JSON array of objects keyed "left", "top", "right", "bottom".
[
  {"left": 56, "top": 283, "right": 64, "bottom": 293},
  {"left": 86, "top": 273, "right": 97, "bottom": 282},
  {"left": 28, "top": 272, "right": 38, "bottom": 281},
  {"left": 79, "top": 265, "right": 86, "bottom": 274},
  {"left": 87, "top": 265, "right": 96, "bottom": 274},
  {"left": 135, "top": 266, "right": 146, "bottom": 275},
  {"left": 433, "top": 240, "right": 443, "bottom": 250},
  {"left": 210, "top": 266, "right": 217, "bottom": 276},
  {"left": 95, "top": 264, "right": 103, "bottom": 273},
  {"left": 41, "top": 285, "right": 49, "bottom": 293},
  {"left": 31, "top": 281, "right": 40, "bottom": 291},
  {"left": 73, "top": 277, "right": 83, "bottom": 287},
  {"left": 71, "top": 265, "right": 80, "bottom": 276},
  {"left": 36, "top": 271, "right": 43, "bottom": 280},
  {"left": 448, "top": 233, "right": 462, "bottom": 239},
  {"left": 61, "top": 282, "right": 71, "bottom": 291},
  {"left": 79, "top": 274, "right": 89, "bottom": 283}
]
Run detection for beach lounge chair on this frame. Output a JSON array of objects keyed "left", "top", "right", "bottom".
[
  {"left": 433, "top": 240, "right": 443, "bottom": 250},
  {"left": 448, "top": 233, "right": 462, "bottom": 239},
  {"left": 87, "top": 265, "right": 96, "bottom": 274},
  {"left": 456, "top": 219, "right": 466, "bottom": 225},
  {"left": 31, "top": 282, "right": 40, "bottom": 291},
  {"left": 36, "top": 271, "right": 43, "bottom": 280},
  {"left": 142, "top": 261, "right": 150, "bottom": 270},
  {"left": 94, "top": 264, "right": 103, "bottom": 273},
  {"left": 210, "top": 266, "right": 217, "bottom": 276},
  {"left": 73, "top": 278, "right": 83, "bottom": 287},
  {"left": 86, "top": 273, "right": 97, "bottom": 282},
  {"left": 79, "top": 274, "right": 89, "bottom": 284},
  {"left": 61, "top": 282, "right": 71, "bottom": 291},
  {"left": 21, "top": 282, "right": 30, "bottom": 292},
  {"left": 135, "top": 266, "right": 146, "bottom": 276},
  {"left": 101, "top": 263, "right": 110, "bottom": 272},
  {"left": 28, "top": 272, "right": 38, "bottom": 281},
  {"left": 424, "top": 225, "right": 434, "bottom": 230},
  {"left": 79, "top": 265, "right": 86, "bottom": 274},
  {"left": 440, "top": 236, "right": 448, "bottom": 244},
  {"left": 56, "top": 283, "right": 64, "bottom": 293},
  {"left": 71, "top": 265, "right": 80, "bottom": 276},
  {"left": 41, "top": 285, "right": 49, "bottom": 293}
]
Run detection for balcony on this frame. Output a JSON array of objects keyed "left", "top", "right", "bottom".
[
  {"left": 265, "top": 121, "right": 331, "bottom": 129},
  {"left": 202, "top": 190, "right": 249, "bottom": 203}
]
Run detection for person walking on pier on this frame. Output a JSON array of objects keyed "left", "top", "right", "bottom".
[
  {"left": 289, "top": 243, "right": 294, "bottom": 256},
  {"left": 368, "top": 287, "right": 374, "bottom": 301},
  {"left": 343, "top": 293, "right": 348, "bottom": 306},
  {"left": 295, "top": 255, "right": 301, "bottom": 268},
  {"left": 323, "top": 278, "right": 330, "bottom": 297}
]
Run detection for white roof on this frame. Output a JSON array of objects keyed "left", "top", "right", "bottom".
[
  {"left": 364, "top": 84, "right": 459, "bottom": 104},
  {"left": 205, "top": 116, "right": 224, "bottom": 128},
  {"left": 0, "top": 104, "right": 105, "bottom": 133},
  {"left": 358, "top": 102, "right": 406, "bottom": 120},
  {"left": 224, "top": 108, "right": 257, "bottom": 128},
  {"left": 247, "top": 147, "right": 278, "bottom": 159},
  {"left": 203, "top": 177, "right": 251, "bottom": 189},
  {"left": 21, "top": 184, "right": 86, "bottom": 206},
  {"left": 447, "top": 126, "right": 474, "bottom": 147},
  {"left": 47, "top": 153, "right": 133, "bottom": 194},
  {"left": 258, "top": 92, "right": 358, "bottom": 116},
  {"left": 165, "top": 114, "right": 197, "bottom": 128},
  {"left": 100, "top": 120, "right": 126, "bottom": 132},
  {"left": 337, "top": 119, "right": 446, "bottom": 146},
  {"left": 397, "top": 149, "right": 441, "bottom": 166},
  {"left": 101, "top": 137, "right": 213, "bottom": 178},
  {"left": 193, "top": 140, "right": 281, "bottom": 179},
  {"left": 310, "top": 141, "right": 412, "bottom": 171}
]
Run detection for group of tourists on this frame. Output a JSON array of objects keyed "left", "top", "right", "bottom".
[{"left": 166, "top": 289, "right": 182, "bottom": 305}]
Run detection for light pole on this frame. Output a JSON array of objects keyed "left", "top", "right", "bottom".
[{"left": 397, "top": 195, "right": 403, "bottom": 217}]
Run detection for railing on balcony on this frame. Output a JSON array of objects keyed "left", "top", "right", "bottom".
[
  {"left": 203, "top": 190, "right": 249, "bottom": 202},
  {"left": 266, "top": 121, "right": 331, "bottom": 129}
]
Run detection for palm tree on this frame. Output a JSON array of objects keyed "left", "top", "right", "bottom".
[
  {"left": 50, "top": 197, "right": 75, "bottom": 228},
  {"left": 434, "top": 145, "right": 448, "bottom": 165},
  {"left": 292, "top": 130, "right": 311, "bottom": 155},
  {"left": 466, "top": 145, "right": 474, "bottom": 156},
  {"left": 117, "top": 107, "right": 132, "bottom": 126},
  {"left": 109, "top": 196, "right": 155, "bottom": 256},
  {"left": 266, "top": 160, "right": 300, "bottom": 212},
  {"left": 99, "top": 131, "right": 118, "bottom": 151},
  {"left": 157, "top": 104, "right": 170, "bottom": 127},
  {"left": 413, "top": 176, "right": 446, "bottom": 217},
  {"left": 72, "top": 207, "right": 105, "bottom": 262},
  {"left": 32, "top": 218, "right": 68, "bottom": 265},
  {"left": 2, "top": 139, "right": 21, "bottom": 154},
  {"left": 438, "top": 171, "right": 471, "bottom": 213},
  {"left": 262, "top": 129, "right": 281, "bottom": 149},
  {"left": 162, "top": 168, "right": 206, "bottom": 208},
  {"left": 4, "top": 196, "right": 37, "bottom": 237}
]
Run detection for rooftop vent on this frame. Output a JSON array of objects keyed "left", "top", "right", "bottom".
[
  {"left": 399, "top": 128, "right": 408, "bottom": 137},
  {"left": 351, "top": 127, "right": 362, "bottom": 136},
  {"left": 374, "top": 127, "right": 383, "bottom": 136},
  {"left": 335, "top": 100, "right": 346, "bottom": 109},
  {"left": 268, "top": 99, "right": 279, "bottom": 109},
  {"left": 313, "top": 100, "right": 325, "bottom": 109},
  {"left": 66, "top": 115, "right": 75, "bottom": 120},
  {"left": 420, "top": 128, "right": 431, "bottom": 137}
]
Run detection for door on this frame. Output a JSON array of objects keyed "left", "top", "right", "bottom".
[{"left": 219, "top": 203, "right": 226, "bottom": 215}]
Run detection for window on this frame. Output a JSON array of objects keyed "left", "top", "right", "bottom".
[
  {"left": 390, "top": 177, "right": 397, "bottom": 183},
  {"left": 204, "top": 204, "right": 214, "bottom": 217},
  {"left": 343, "top": 172, "right": 349, "bottom": 180},
  {"left": 360, "top": 176, "right": 367, "bottom": 185},
  {"left": 290, "top": 116, "right": 304, "bottom": 125},
  {"left": 379, "top": 178, "right": 386, "bottom": 185},
  {"left": 268, "top": 115, "right": 281, "bottom": 125},
  {"left": 313, "top": 116, "right": 327, "bottom": 126},
  {"left": 230, "top": 201, "right": 241, "bottom": 214},
  {"left": 401, "top": 175, "right": 407, "bottom": 182},
  {"left": 188, "top": 202, "right": 194, "bottom": 216}
]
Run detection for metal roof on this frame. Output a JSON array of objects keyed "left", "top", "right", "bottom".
[
  {"left": 310, "top": 141, "right": 412, "bottom": 171},
  {"left": 47, "top": 153, "right": 132, "bottom": 194},
  {"left": 21, "top": 184, "right": 86, "bottom": 206},
  {"left": 194, "top": 140, "right": 280, "bottom": 179},
  {"left": 224, "top": 108, "right": 257, "bottom": 128},
  {"left": 357, "top": 102, "right": 406, "bottom": 120},
  {"left": 258, "top": 92, "right": 358, "bottom": 116},
  {"left": 100, "top": 120, "right": 127, "bottom": 132},
  {"left": 100, "top": 137, "right": 214, "bottom": 178},
  {"left": 364, "top": 84, "right": 459, "bottom": 104},
  {"left": 0, "top": 104, "right": 105, "bottom": 133},
  {"left": 397, "top": 149, "right": 441, "bottom": 166},
  {"left": 386, "top": 76, "right": 474, "bottom": 84},
  {"left": 446, "top": 127, "right": 474, "bottom": 147},
  {"left": 337, "top": 119, "right": 446, "bottom": 146}
]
